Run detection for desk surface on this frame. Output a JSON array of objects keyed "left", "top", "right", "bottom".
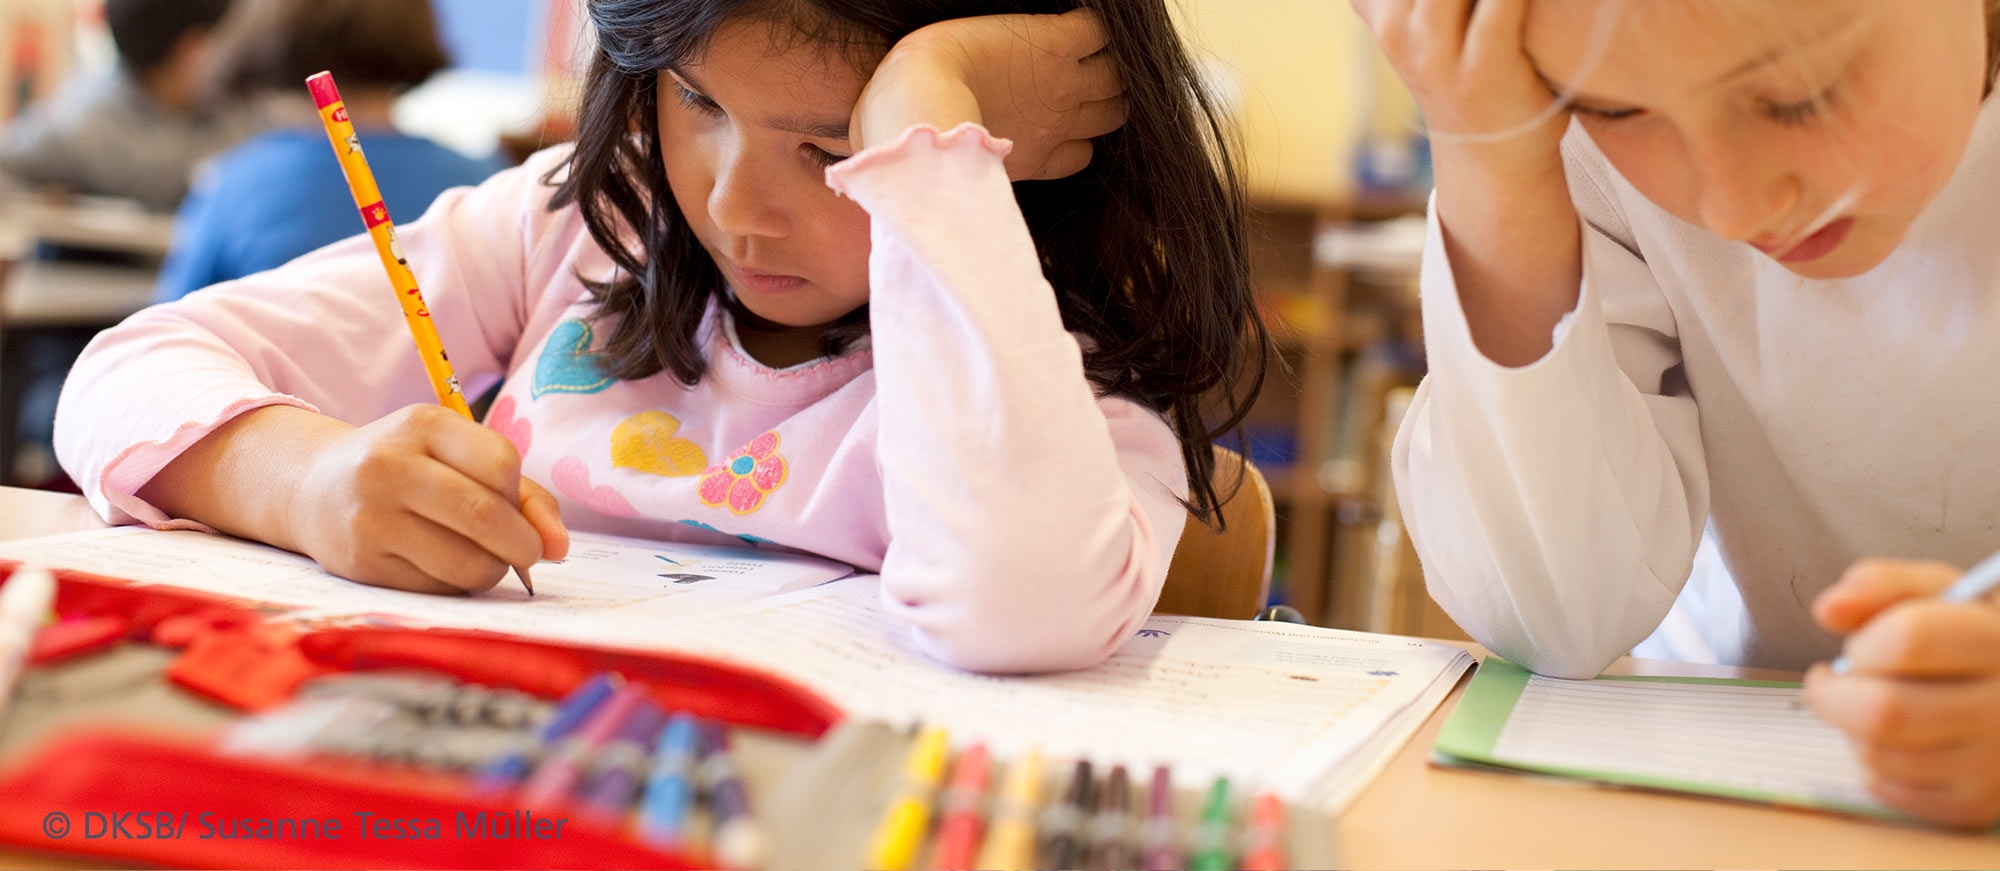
[
  {"left": 2, "top": 259, "right": 158, "bottom": 326},
  {"left": 0, "top": 196, "right": 176, "bottom": 259},
  {"left": 0, "top": 486, "right": 1994, "bottom": 868}
]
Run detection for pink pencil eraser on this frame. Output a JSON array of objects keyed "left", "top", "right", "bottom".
[{"left": 306, "top": 71, "right": 341, "bottom": 109}]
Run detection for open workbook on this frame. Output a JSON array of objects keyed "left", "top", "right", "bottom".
[
  {"left": 1432, "top": 658, "right": 1898, "bottom": 820},
  {"left": 0, "top": 526, "right": 1474, "bottom": 813}
]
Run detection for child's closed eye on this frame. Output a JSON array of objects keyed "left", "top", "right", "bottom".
[
  {"left": 801, "top": 144, "right": 849, "bottom": 168},
  {"left": 1758, "top": 84, "right": 1837, "bottom": 127},
  {"left": 673, "top": 82, "right": 723, "bottom": 116}
]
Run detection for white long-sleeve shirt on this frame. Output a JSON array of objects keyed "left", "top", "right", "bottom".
[{"left": 1394, "top": 97, "right": 2000, "bottom": 677}]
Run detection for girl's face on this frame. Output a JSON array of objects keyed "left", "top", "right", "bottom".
[
  {"left": 658, "top": 17, "right": 875, "bottom": 328},
  {"left": 1525, "top": 0, "right": 1988, "bottom": 280}
]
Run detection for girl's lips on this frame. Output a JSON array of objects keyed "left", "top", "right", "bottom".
[
  {"left": 726, "top": 262, "right": 805, "bottom": 293},
  {"left": 1765, "top": 217, "right": 1856, "bottom": 264}
]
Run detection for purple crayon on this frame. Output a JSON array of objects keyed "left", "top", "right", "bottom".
[
  {"left": 702, "top": 721, "right": 763, "bottom": 870},
  {"left": 577, "top": 695, "right": 667, "bottom": 818},
  {"left": 1141, "top": 764, "right": 1181, "bottom": 870}
]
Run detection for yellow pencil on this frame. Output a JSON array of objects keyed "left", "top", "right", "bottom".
[
  {"left": 975, "top": 749, "right": 1042, "bottom": 870},
  {"left": 307, "top": 70, "right": 531, "bottom": 595},
  {"left": 869, "top": 726, "right": 950, "bottom": 870}
]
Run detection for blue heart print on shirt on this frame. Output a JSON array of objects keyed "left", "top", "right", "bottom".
[
  {"left": 533, "top": 319, "right": 616, "bottom": 398},
  {"left": 678, "top": 519, "right": 775, "bottom": 547}
]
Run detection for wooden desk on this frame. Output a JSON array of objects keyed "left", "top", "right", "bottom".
[{"left": 0, "top": 487, "right": 1994, "bottom": 868}]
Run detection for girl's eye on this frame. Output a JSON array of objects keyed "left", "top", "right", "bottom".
[
  {"left": 1761, "top": 88, "right": 1833, "bottom": 127},
  {"left": 674, "top": 83, "right": 722, "bottom": 116},
  {"left": 802, "top": 144, "right": 849, "bottom": 168},
  {"left": 1574, "top": 105, "right": 1644, "bottom": 123}
]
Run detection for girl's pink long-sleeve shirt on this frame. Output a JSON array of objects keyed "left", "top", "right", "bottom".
[{"left": 53, "top": 124, "right": 1189, "bottom": 673}]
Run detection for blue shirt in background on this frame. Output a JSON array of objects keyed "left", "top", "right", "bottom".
[{"left": 154, "top": 128, "right": 503, "bottom": 303}]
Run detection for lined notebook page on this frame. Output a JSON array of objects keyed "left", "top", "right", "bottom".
[
  {"left": 657, "top": 578, "right": 1474, "bottom": 812},
  {"left": 1491, "top": 675, "right": 1882, "bottom": 810}
]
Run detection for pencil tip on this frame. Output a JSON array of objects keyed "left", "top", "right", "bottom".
[{"left": 518, "top": 564, "right": 536, "bottom": 596}]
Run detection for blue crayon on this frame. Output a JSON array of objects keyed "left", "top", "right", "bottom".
[
  {"left": 634, "top": 712, "right": 703, "bottom": 848},
  {"left": 473, "top": 672, "right": 619, "bottom": 794}
]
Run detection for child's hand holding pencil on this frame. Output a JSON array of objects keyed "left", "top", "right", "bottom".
[
  {"left": 132, "top": 72, "right": 569, "bottom": 597},
  {"left": 288, "top": 70, "right": 567, "bottom": 596}
]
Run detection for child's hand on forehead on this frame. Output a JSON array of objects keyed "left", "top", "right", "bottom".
[
  {"left": 851, "top": 9, "right": 1128, "bottom": 181},
  {"left": 1802, "top": 559, "right": 2000, "bottom": 829},
  {"left": 1349, "top": 0, "right": 1565, "bottom": 173}
]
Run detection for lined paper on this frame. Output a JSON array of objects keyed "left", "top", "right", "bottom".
[
  {"left": 0, "top": 526, "right": 852, "bottom": 638},
  {"left": 654, "top": 579, "right": 1475, "bottom": 812},
  {"left": 1490, "top": 675, "right": 1882, "bottom": 810}
]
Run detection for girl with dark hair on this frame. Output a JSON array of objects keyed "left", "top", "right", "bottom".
[{"left": 55, "top": 0, "right": 1264, "bottom": 673}]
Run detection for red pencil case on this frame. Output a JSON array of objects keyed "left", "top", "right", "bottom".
[{"left": 0, "top": 563, "right": 843, "bottom": 869}]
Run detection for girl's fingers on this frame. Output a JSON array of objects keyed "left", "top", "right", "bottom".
[
  {"left": 1042, "top": 8, "right": 1110, "bottom": 60},
  {"left": 1073, "top": 52, "right": 1125, "bottom": 103},
  {"left": 1815, "top": 558, "right": 1961, "bottom": 633},
  {"left": 1461, "top": 0, "right": 1530, "bottom": 71},
  {"left": 390, "top": 513, "right": 511, "bottom": 594},
  {"left": 1069, "top": 96, "right": 1129, "bottom": 140},
  {"left": 401, "top": 455, "right": 545, "bottom": 575},
  {"left": 418, "top": 407, "right": 527, "bottom": 499},
  {"left": 362, "top": 548, "right": 488, "bottom": 596},
  {"left": 520, "top": 477, "right": 571, "bottom": 562},
  {"left": 1412, "top": 0, "right": 1472, "bottom": 59},
  {"left": 1039, "top": 140, "right": 1095, "bottom": 181},
  {"left": 1348, "top": 0, "right": 1400, "bottom": 32},
  {"left": 1804, "top": 665, "right": 2000, "bottom": 750},
  {"left": 1868, "top": 776, "right": 2000, "bottom": 831},
  {"left": 1859, "top": 743, "right": 1997, "bottom": 789},
  {"left": 1840, "top": 600, "right": 2000, "bottom": 679}
]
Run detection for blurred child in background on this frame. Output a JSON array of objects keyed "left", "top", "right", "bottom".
[
  {"left": 154, "top": 0, "right": 502, "bottom": 302},
  {"left": 0, "top": 0, "right": 279, "bottom": 211}
]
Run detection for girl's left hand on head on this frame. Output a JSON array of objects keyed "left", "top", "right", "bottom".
[
  {"left": 852, "top": 9, "right": 1128, "bottom": 181},
  {"left": 1802, "top": 558, "right": 2000, "bottom": 829}
]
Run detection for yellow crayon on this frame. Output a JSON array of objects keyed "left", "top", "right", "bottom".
[
  {"left": 974, "top": 749, "right": 1042, "bottom": 870},
  {"left": 869, "top": 726, "right": 950, "bottom": 870}
]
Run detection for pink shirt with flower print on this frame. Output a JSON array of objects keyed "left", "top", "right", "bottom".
[{"left": 54, "top": 124, "right": 1189, "bottom": 673}]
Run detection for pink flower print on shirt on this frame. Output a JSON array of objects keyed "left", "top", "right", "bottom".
[{"left": 698, "top": 431, "right": 788, "bottom": 515}]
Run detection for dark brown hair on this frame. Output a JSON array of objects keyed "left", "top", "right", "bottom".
[
  {"left": 550, "top": 0, "right": 1267, "bottom": 524},
  {"left": 205, "top": 0, "right": 452, "bottom": 97},
  {"left": 104, "top": 0, "right": 233, "bottom": 75},
  {"left": 1988, "top": 0, "right": 1999, "bottom": 94}
]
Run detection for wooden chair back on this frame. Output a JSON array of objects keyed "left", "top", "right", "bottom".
[{"left": 1154, "top": 447, "right": 1276, "bottom": 620}]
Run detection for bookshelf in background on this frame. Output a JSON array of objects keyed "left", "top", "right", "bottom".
[{"left": 1232, "top": 193, "right": 1435, "bottom": 631}]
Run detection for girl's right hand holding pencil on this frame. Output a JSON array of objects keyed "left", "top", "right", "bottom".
[{"left": 140, "top": 404, "right": 569, "bottom": 595}]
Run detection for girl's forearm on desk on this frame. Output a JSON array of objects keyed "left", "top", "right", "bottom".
[{"left": 136, "top": 405, "right": 348, "bottom": 554}]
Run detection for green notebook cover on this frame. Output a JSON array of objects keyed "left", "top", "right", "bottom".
[{"left": 1430, "top": 658, "right": 1906, "bottom": 822}]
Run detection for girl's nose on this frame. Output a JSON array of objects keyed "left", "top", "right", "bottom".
[
  {"left": 1691, "top": 131, "right": 1800, "bottom": 244},
  {"left": 707, "top": 151, "right": 791, "bottom": 240}
]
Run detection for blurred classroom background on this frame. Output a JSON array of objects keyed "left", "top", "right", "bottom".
[{"left": 0, "top": 0, "right": 1459, "bottom": 640}]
